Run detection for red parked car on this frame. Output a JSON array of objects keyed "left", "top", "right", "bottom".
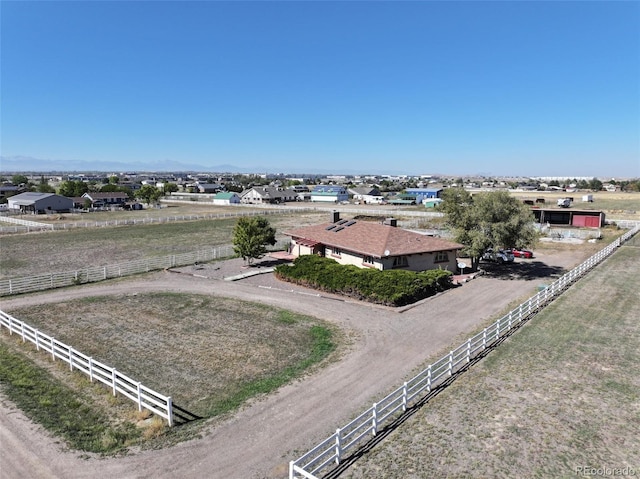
[{"left": 509, "top": 248, "right": 534, "bottom": 258}]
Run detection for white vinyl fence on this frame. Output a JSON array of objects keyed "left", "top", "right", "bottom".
[
  {"left": 0, "top": 240, "right": 289, "bottom": 296},
  {"left": 289, "top": 224, "right": 640, "bottom": 479},
  {"left": 0, "top": 208, "right": 309, "bottom": 234},
  {"left": 0, "top": 215, "right": 54, "bottom": 230},
  {"left": 0, "top": 310, "right": 174, "bottom": 426}
]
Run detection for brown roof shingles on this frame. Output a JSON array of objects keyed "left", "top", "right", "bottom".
[{"left": 284, "top": 220, "right": 463, "bottom": 258}]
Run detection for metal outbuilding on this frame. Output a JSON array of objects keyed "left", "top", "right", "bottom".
[{"left": 7, "top": 192, "right": 74, "bottom": 214}]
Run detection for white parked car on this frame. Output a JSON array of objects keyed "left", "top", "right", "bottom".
[{"left": 482, "top": 248, "right": 515, "bottom": 263}]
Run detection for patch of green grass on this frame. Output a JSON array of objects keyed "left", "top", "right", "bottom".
[
  {"left": 0, "top": 341, "right": 141, "bottom": 454},
  {"left": 205, "top": 325, "right": 335, "bottom": 417}
]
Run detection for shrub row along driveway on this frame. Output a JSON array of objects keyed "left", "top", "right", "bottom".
[{"left": 0, "top": 249, "right": 590, "bottom": 479}]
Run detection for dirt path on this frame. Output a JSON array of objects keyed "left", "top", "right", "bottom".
[{"left": 0, "top": 250, "right": 586, "bottom": 479}]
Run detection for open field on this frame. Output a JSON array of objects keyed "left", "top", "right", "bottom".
[
  {"left": 0, "top": 239, "right": 620, "bottom": 479},
  {"left": 13, "top": 202, "right": 272, "bottom": 224},
  {"left": 508, "top": 190, "right": 640, "bottom": 217},
  {"left": 0, "top": 292, "right": 337, "bottom": 451},
  {"left": 341, "top": 239, "right": 640, "bottom": 478},
  {"left": 0, "top": 208, "right": 326, "bottom": 279}
]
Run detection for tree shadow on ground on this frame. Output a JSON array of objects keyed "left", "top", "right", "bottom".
[
  {"left": 247, "top": 258, "right": 291, "bottom": 269},
  {"left": 479, "top": 260, "right": 566, "bottom": 281}
]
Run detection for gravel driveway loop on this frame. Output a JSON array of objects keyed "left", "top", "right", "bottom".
[{"left": 0, "top": 249, "right": 588, "bottom": 479}]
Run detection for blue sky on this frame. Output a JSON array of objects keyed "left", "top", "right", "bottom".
[{"left": 1, "top": 1, "right": 639, "bottom": 177}]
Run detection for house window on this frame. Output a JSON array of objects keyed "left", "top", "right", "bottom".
[
  {"left": 434, "top": 251, "right": 449, "bottom": 263},
  {"left": 392, "top": 256, "right": 408, "bottom": 268},
  {"left": 332, "top": 248, "right": 342, "bottom": 258},
  {"left": 363, "top": 255, "right": 374, "bottom": 266}
]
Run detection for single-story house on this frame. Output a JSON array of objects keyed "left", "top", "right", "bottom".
[
  {"left": 348, "top": 186, "right": 385, "bottom": 204},
  {"left": 0, "top": 184, "right": 23, "bottom": 200},
  {"left": 212, "top": 192, "right": 241, "bottom": 205},
  {"left": 197, "top": 183, "right": 224, "bottom": 193},
  {"left": 7, "top": 192, "right": 74, "bottom": 214},
  {"left": 310, "top": 185, "right": 349, "bottom": 203},
  {"left": 240, "top": 187, "right": 297, "bottom": 204},
  {"left": 82, "top": 192, "right": 129, "bottom": 207},
  {"left": 284, "top": 212, "right": 463, "bottom": 272}
]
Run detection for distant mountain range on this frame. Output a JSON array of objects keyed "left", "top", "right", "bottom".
[
  {"left": 0, "top": 156, "right": 269, "bottom": 174},
  {"left": 0, "top": 155, "right": 420, "bottom": 176}
]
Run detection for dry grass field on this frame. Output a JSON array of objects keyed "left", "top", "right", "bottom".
[
  {"left": 509, "top": 190, "right": 640, "bottom": 218},
  {"left": 0, "top": 206, "right": 326, "bottom": 279},
  {"left": 341, "top": 236, "right": 640, "bottom": 478},
  {"left": 1, "top": 291, "right": 338, "bottom": 448}
]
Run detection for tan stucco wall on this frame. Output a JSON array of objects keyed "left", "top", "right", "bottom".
[{"left": 290, "top": 240, "right": 457, "bottom": 272}]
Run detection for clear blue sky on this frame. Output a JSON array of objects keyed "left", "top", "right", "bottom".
[{"left": 2, "top": 1, "right": 639, "bottom": 177}]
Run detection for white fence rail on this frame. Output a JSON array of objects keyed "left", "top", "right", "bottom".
[
  {"left": 0, "top": 215, "right": 54, "bottom": 230},
  {"left": 290, "top": 224, "right": 640, "bottom": 479},
  {"left": 0, "top": 208, "right": 310, "bottom": 234},
  {"left": 0, "top": 310, "right": 174, "bottom": 426},
  {"left": 0, "top": 240, "right": 290, "bottom": 297}
]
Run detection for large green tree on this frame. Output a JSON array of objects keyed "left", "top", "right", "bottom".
[
  {"left": 37, "top": 176, "right": 55, "bottom": 193},
  {"left": 232, "top": 216, "right": 277, "bottom": 265},
  {"left": 58, "top": 180, "right": 88, "bottom": 197},
  {"left": 135, "top": 185, "right": 162, "bottom": 205},
  {"left": 439, "top": 188, "right": 538, "bottom": 271}
]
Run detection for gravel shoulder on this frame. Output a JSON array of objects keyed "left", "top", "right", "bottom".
[{"left": 0, "top": 249, "right": 589, "bottom": 479}]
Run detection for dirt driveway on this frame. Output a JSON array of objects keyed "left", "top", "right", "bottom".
[{"left": 0, "top": 249, "right": 587, "bottom": 479}]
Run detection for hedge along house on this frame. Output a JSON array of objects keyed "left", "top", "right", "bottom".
[{"left": 284, "top": 212, "right": 464, "bottom": 272}]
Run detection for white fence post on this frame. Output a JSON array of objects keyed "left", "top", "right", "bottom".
[
  {"left": 466, "top": 338, "right": 471, "bottom": 363},
  {"left": 372, "top": 403, "right": 378, "bottom": 436},
  {"left": 335, "top": 428, "right": 342, "bottom": 465},
  {"left": 21, "top": 321, "right": 25, "bottom": 342},
  {"left": 112, "top": 369, "right": 117, "bottom": 396},
  {"left": 137, "top": 382, "right": 143, "bottom": 411},
  {"left": 35, "top": 330, "right": 40, "bottom": 351},
  {"left": 427, "top": 367, "right": 432, "bottom": 393},
  {"left": 89, "top": 358, "right": 94, "bottom": 382},
  {"left": 51, "top": 338, "right": 55, "bottom": 360},
  {"left": 402, "top": 382, "right": 408, "bottom": 411},
  {"left": 69, "top": 347, "right": 73, "bottom": 370},
  {"left": 482, "top": 328, "right": 487, "bottom": 350},
  {"left": 167, "top": 397, "right": 174, "bottom": 427}
]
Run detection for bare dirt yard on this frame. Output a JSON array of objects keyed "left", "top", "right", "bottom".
[{"left": 0, "top": 240, "right": 607, "bottom": 479}]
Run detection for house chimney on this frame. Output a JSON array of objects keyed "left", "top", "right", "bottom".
[
  {"left": 384, "top": 217, "right": 397, "bottom": 227},
  {"left": 331, "top": 210, "right": 340, "bottom": 223}
]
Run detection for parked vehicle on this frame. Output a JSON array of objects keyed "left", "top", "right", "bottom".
[
  {"left": 557, "top": 198, "right": 572, "bottom": 208},
  {"left": 508, "top": 248, "right": 534, "bottom": 258},
  {"left": 482, "top": 248, "right": 515, "bottom": 263}
]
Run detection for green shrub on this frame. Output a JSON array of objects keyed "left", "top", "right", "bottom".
[{"left": 275, "top": 256, "right": 453, "bottom": 306}]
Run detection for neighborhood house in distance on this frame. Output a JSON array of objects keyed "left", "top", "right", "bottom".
[{"left": 284, "top": 211, "right": 463, "bottom": 273}]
